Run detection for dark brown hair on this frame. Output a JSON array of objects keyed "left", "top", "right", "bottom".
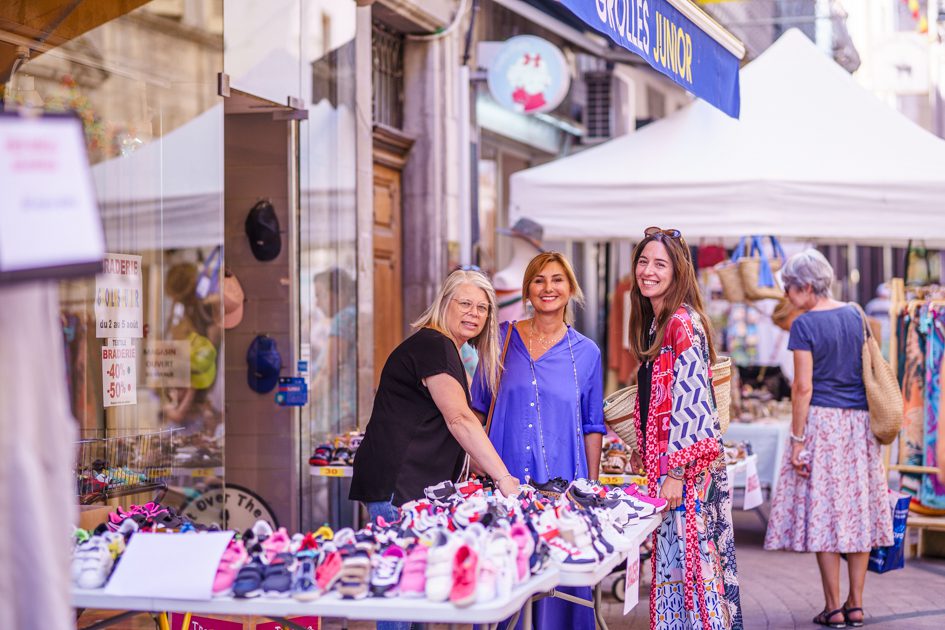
[{"left": 627, "top": 233, "right": 717, "bottom": 364}]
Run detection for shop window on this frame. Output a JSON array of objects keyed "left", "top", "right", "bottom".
[
  {"left": 372, "top": 20, "right": 404, "bottom": 129},
  {"left": 584, "top": 71, "right": 612, "bottom": 142}
]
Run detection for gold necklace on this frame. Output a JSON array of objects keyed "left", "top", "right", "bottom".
[{"left": 530, "top": 320, "right": 566, "bottom": 350}]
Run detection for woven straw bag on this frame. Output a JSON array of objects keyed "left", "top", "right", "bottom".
[
  {"left": 851, "top": 304, "right": 903, "bottom": 444},
  {"left": 604, "top": 356, "right": 734, "bottom": 447},
  {"left": 771, "top": 296, "right": 801, "bottom": 332},
  {"left": 714, "top": 238, "right": 748, "bottom": 303},
  {"left": 739, "top": 236, "right": 785, "bottom": 301}
]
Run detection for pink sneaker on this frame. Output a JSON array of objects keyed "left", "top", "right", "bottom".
[
  {"left": 622, "top": 486, "right": 668, "bottom": 512},
  {"left": 315, "top": 550, "right": 343, "bottom": 593},
  {"left": 399, "top": 544, "right": 428, "bottom": 598},
  {"left": 449, "top": 543, "right": 478, "bottom": 607},
  {"left": 260, "top": 527, "right": 291, "bottom": 563},
  {"left": 213, "top": 538, "right": 248, "bottom": 596},
  {"left": 508, "top": 522, "right": 534, "bottom": 584}
]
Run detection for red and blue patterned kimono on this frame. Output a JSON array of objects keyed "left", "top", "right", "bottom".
[{"left": 633, "top": 305, "right": 741, "bottom": 630}]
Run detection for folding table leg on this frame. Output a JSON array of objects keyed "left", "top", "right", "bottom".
[{"left": 593, "top": 583, "right": 609, "bottom": 630}]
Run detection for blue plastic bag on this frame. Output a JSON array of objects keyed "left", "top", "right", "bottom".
[{"left": 868, "top": 491, "right": 910, "bottom": 573}]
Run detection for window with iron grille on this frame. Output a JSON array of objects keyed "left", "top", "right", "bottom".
[
  {"left": 372, "top": 21, "right": 404, "bottom": 129},
  {"left": 584, "top": 71, "right": 612, "bottom": 142}
]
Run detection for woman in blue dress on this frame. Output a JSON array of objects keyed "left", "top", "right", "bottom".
[{"left": 472, "top": 251, "right": 605, "bottom": 630}]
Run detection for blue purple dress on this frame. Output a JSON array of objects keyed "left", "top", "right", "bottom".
[{"left": 472, "top": 321, "right": 605, "bottom": 630}]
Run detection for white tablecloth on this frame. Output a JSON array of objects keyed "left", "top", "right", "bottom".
[{"left": 724, "top": 418, "right": 791, "bottom": 491}]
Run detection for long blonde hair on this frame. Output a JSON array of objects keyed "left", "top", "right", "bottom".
[
  {"left": 411, "top": 270, "right": 500, "bottom": 393},
  {"left": 521, "top": 252, "right": 585, "bottom": 325}
]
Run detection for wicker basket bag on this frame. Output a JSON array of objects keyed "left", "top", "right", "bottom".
[{"left": 604, "top": 356, "right": 733, "bottom": 447}]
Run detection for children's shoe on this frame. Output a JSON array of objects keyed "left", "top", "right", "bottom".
[
  {"left": 530, "top": 477, "right": 570, "bottom": 499},
  {"left": 213, "top": 538, "right": 248, "bottom": 597},
  {"left": 309, "top": 444, "right": 333, "bottom": 466},
  {"left": 72, "top": 537, "right": 115, "bottom": 589},
  {"left": 449, "top": 544, "right": 478, "bottom": 607},
  {"left": 424, "top": 480, "right": 457, "bottom": 503},
  {"left": 291, "top": 551, "right": 320, "bottom": 601},
  {"left": 507, "top": 523, "right": 534, "bottom": 584},
  {"left": 398, "top": 544, "right": 428, "bottom": 598},
  {"left": 455, "top": 479, "right": 484, "bottom": 498},
  {"left": 337, "top": 547, "right": 372, "bottom": 600},
  {"left": 232, "top": 557, "right": 266, "bottom": 599},
  {"left": 371, "top": 545, "right": 406, "bottom": 597},
  {"left": 261, "top": 552, "right": 296, "bottom": 597},
  {"left": 260, "top": 527, "right": 291, "bottom": 563},
  {"left": 315, "top": 550, "right": 343, "bottom": 593},
  {"left": 483, "top": 529, "right": 517, "bottom": 599},
  {"left": 425, "top": 530, "right": 457, "bottom": 602}
]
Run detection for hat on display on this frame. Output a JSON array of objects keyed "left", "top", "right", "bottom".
[
  {"left": 165, "top": 262, "right": 198, "bottom": 302},
  {"left": 497, "top": 218, "right": 545, "bottom": 251},
  {"left": 247, "top": 335, "right": 282, "bottom": 394},
  {"left": 189, "top": 332, "right": 218, "bottom": 390},
  {"left": 245, "top": 200, "right": 282, "bottom": 261},
  {"left": 222, "top": 270, "right": 245, "bottom": 330}
]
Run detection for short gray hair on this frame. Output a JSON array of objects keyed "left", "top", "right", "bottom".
[{"left": 782, "top": 249, "right": 834, "bottom": 297}]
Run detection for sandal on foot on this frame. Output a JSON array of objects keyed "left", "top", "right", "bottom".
[
  {"left": 843, "top": 606, "right": 864, "bottom": 628},
  {"left": 814, "top": 608, "right": 847, "bottom": 628}
]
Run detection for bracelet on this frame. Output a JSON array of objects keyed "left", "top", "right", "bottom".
[
  {"left": 790, "top": 432, "right": 806, "bottom": 444},
  {"left": 497, "top": 473, "right": 514, "bottom": 484}
]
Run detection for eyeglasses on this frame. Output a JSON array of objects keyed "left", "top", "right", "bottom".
[
  {"left": 644, "top": 226, "right": 682, "bottom": 239},
  {"left": 452, "top": 298, "right": 490, "bottom": 317}
]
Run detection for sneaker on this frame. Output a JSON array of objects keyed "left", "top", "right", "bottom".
[
  {"left": 261, "top": 552, "right": 296, "bottom": 597},
  {"left": 315, "top": 550, "right": 343, "bottom": 593},
  {"left": 371, "top": 545, "right": 406, "bottom": 597},
  {"left": 399, "top": 544, "right": 428, "bottom": 598},
  {"left": 483, "top": 529, "right": 517, "bottom": 599},
  {"left": 232, "top": 556, "right": 266, "bottom": 599},
  {"left": 213, "top": 538, "right": 248, "bottom": 597},
  {"left": 259, "top": 527, "right": 291, "bottom": 564},
  {"left": 620, "top": 485, "right": 668, "bottom": 513},
  {"left": 530, "top": 477, "right": 570, "bottom": 498},
  {"left": 291, "top": 550, "right": 320, "bottom": 601},
  {"left": 308, "top": 443, "right": 333, "bottom": 466},
  {"left": 72, "top": 536, "right": 115, "bottom": 589},
  {"left": 425, "top": 530, "right": 458, "bottom": 602},
  {"left": 337, "top": 546, "right": 372, "bottom": 600},
  {"left": 449, "top": 543, "right": 478, "bottom": 607},
  {"left": 508, "top": 522, "right": 534, "bottom": 584},
  {"left": 424, "top": 480, "right": 457, "bottom": 502},
  {"left": 452, "top": 496, "right": 488, "bottom": 529},
  {"left": 545, "top": 535, "right": 598, "bottom": 572},
  {"left": 455, "top": 479, "right": 484, "bottom": 498}
]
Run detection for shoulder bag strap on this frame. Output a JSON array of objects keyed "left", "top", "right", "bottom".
[{"left": 483, "top": 321, "right": 515, "bottom": 438}]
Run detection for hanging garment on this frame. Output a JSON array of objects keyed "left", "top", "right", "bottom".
[
  {"left": 921, "top": 309, "right": 945, "bottom": 508},
  {"left": 900, "top": 312, "right": 926, "bottom": 499}
]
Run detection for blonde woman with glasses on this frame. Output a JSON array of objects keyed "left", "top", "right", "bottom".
[{"left": 350, "top": 270, "right": 520, "bottom": 523}]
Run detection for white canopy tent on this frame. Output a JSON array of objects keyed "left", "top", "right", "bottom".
[{"left": 509, "top": 29, "right": 945, "bottom": 247}]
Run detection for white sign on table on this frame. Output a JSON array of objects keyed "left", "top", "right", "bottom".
[
  {"left": 102, "top": 338, "right": 137, "bottom": 407},
  {"left": 623, "top": 543, "right": 641, "bottom": 614},
  {"left": 95, "top": 253, "right": 143, "bottom": 338},
  {"left": 104, "top": 531, "right": 234, "bottom": 600},
  {"left": 743, "top": 456, "right": 764, "bottom": 510}
]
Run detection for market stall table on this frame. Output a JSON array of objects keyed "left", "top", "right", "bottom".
[
  {"left": 74, "top": 566, "right": 560, "bottom": 630},
  {"left": 724, "top": 417, "right": 790, "bottom": 492}
]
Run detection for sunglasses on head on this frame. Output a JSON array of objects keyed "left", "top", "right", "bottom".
[{"left": 644, "top": 226, "right": 682, "bottom": 239}]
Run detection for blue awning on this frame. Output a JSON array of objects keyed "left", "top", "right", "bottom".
[{"left": 558, "top": 0, "right": 743, "bottom": 118}]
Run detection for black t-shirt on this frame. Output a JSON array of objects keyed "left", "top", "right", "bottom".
[
  {"left": 349, "top": 327, "right": 469, "bottom": 506},
  {"left": 637, "top": 359, "right": 653, "bottom": 455}
]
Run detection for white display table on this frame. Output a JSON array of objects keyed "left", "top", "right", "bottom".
[
  {"left": 75, "top": 566, "right": 559, "bottom": 630},
  {"left": 725, "top": 417, "right": 791, "bottom": 491}
]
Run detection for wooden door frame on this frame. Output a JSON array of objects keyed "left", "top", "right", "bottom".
[{"left": 373, "top": 123, "right": 414, "bottom": 170}]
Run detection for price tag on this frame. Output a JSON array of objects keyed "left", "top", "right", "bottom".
[
  {"left": 190, "top": 468, "right": 215, "bottom": 478},
  {"left": 743, "top": 456, "right": 764, "bottom": 510},
  {"left": 599, "top": 475, "right": 626, "bottom": 486},
  {"left": 102, "top": 338, "right": 136, "bottom": 407},
  {"left": 319, "top": 467, "right": 346, "bottom": 477},
  {"left": 623, "top": 543, "right": 641, "bottom": 614}
]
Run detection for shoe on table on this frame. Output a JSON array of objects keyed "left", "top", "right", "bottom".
[
  {"left": 449, "top": 543, "right": 478, "bottom": 607},
  {"left": 291, "top": 550, "right": 320, "bottom": 601},
  {"left": 371, "top": 545, "right": 406, "bottom": 598},
  {"left": 72, "top": 536, "right": 115, "bottom": 589},
  {"left": 261, "top": 552, "right": 296, "bottom": 598},
  {"left": 399, "top": 543, "right": 428, "bottom": 598},
  {"left": 213, "top": 538, "right": 248, "bottom": 597}
]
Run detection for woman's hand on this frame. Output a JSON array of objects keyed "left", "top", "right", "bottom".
[
  {"left": 790, "top": 441, "right": 810, "bottom": 479},
  {"left": 629, "top": 450, "right": 644, "bottom": 474},
  {"left": 660, "top": 476, "right": 684, "bottom": 510},
  {"left": 497, "top": 475, "right": 521, "bottom": 498}
]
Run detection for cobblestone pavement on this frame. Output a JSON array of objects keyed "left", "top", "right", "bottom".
[{"left": 79, "top": 506, "right": 945, "bottom": 629}]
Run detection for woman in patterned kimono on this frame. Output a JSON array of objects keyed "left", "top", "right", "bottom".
[{"left": 627, "top": 227, "right": 741, "bottom": 630}]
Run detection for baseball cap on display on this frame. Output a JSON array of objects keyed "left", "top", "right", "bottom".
[
  {"left": 497, "top": 218, "right": 545, "bottom": 252},
  {"left": 247, "top": 335, "right": 282, "bottom": 394},
  {"left": 222, "top": 271, "right": 245, "bottom": 330},
  {"left": 245, "top": 200, "right": 282, "bottom": 261},
  {"left": 189, "top": 332, "right": 218, "bottom": 390}
]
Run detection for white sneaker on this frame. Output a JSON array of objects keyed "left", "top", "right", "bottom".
[
  {"left": 484, "top": 529, "right": 517, "bottom": 599},
  {"left": 73, "top": 536, "right": 115, "bottom": 589},
  {"left": 425, "top": 529, "right": 458, "bottom": 602}
]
